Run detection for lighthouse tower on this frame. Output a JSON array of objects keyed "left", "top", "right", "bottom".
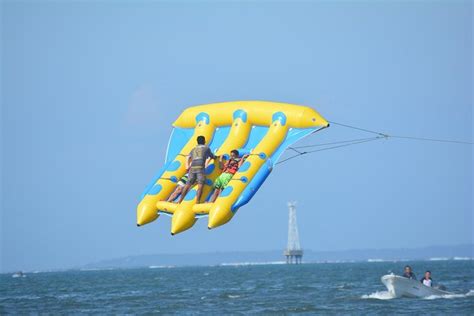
[{"left": 284, "top": 202, "right": 303, "bottom": 264}]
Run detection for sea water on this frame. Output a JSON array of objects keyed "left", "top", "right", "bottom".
[{"left": 1, "top": 260, "right": 473, "bottom": 314}]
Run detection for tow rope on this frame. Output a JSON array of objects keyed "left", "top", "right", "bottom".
[{"left": 278, "top": 121, "right": 473, "bottom": 165}]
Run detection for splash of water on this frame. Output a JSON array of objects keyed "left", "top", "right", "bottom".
[
  {"left": 361, "top": 291, "right": 396, "bottom": 300},
  {"left": 423, "top": 290, "right": 474, "bottom": 300},
  {"left": 362, "top": 290, "right": 474, "bottom": 300}
]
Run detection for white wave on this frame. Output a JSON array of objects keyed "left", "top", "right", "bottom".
[
  {"left": 361, "top": 291, "right": 396, "bottom": 300},
  {"left": 336, "top": 283, "right": 353, "bottom": 290},
  {"left": 453, "top": 257, "right": 472, "bottom": 261},
  {"left": 227, "top": 294, "right": 241, "bottom": 299},
  {"left": 424, "top": 290, "right": 474, "bottom": 300},
  {"left": 148, "top": 265, "right": 175, "bottom": 269},
  {"left": 79, "top": 267, "right": 116, "bottom": 271},
  {"left": 316, "top": 260, "right": 356, "bottom": 263},
  {"left": 428, "top": 257, "right": 450, "bottom": 261},
  {"left": 220, "top": 261, "right": 286, "bottom": 266},
  {"left": 367, "top": 259, "right": 385, "bottom": 262},
  {"left": 363, "top": 290, "right": 474, "bottom": 300},
  {"left": 7, "top": 295, "right": 41, "bottom": 300}
]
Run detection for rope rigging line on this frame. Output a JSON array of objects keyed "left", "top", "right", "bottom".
[
  {"left": 388, "top": 135, "right": 473, "bottom": 145},
  {"left": 278, "top": 119, "right": 471, "bottom": 166},
  {"left": 328, "top": 120, "right": 473, "bottom": 145},
  {"left": 288, "top": 147, "right": 306, "bottom": 154},
  {"left": 277, "top": 136, "right": 384, "bottom": 165},
  {"left": 309, "top": 125, "right": 330, "bottom": 135},
  {"left": 303, "top": 136, "right": 385, "bottom": 153},
  {"left": 291, "top": 136, "right": 382, "bottom": 149},
  {"left": 328, "top": 121, "right": 389, "bottom": 137}
]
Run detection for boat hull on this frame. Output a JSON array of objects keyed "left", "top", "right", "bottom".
[{"left": 381, "top": 274, "right": 450, "bottom": 298}]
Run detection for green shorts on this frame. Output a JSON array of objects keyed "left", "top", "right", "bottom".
[{"left": 214, "top": 172, "right": 234, "bottom": 189}]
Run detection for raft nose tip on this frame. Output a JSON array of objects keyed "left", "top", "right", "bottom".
[
  {"left": 171, "top": 232, "right": 175, "bottom": 236},
  {"left": 136, "top": 223, "right": 141, "bottom": 227},
  {"left": 208, "top": 226, "right": 212, "bottom": 230}
]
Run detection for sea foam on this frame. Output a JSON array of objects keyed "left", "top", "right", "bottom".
[
  {"left": 423, "top": 290, "right": 474, "bottom": 300},
  {"left": 361, "top": 291, "right": 396, "bottom": 300}
]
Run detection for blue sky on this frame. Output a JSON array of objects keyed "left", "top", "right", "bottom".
[{"left": 1, "top": 1, "right": 472, "bottom": 272}]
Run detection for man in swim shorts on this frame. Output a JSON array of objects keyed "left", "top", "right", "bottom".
[{"left": 178, "top": 135, "right": 217, "bottom": 204}]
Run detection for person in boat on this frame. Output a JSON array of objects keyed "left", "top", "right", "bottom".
[
  {"left": 420, "top": 270, "right": 433, "bottom": 287},
  {"left": 166, "top": 174, "right": 189, "bottom": 202},
  {"left": 402, "top": 265, "right": 417, "bottom": 280},
  {"left": 178, "top": 136, "right": 217, "bottom": 204},
  {"left": 209, "top": 149, "right": 249, "bottom": 202}
]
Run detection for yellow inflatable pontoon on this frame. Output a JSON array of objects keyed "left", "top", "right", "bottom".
[{"left": 137, "top": 101, "right": 328, "bottom": 234}]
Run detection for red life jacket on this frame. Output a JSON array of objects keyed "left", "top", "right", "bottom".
[{"left": 224, "top": 158, "right": 240, "bottom": 174}]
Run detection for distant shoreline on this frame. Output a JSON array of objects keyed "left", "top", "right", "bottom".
[
  {"left": 3, "top": 244, "right": 472, "bottom": 274},
  {"left": 2, "top": 257, "right": 472, "bottom": 275}
]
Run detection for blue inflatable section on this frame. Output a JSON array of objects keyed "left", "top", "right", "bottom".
[
  {"left": 209, "top": 127, "right": 231, "bottom": 152},
  {"left": 140, "top": 127, "right": 194, "bottom": 199},
  {"left": 165, "top": 127, "right": 195, "bottom": 163},
  {"left": 231, "top": 127, "right": 316, "bottom": 213}
]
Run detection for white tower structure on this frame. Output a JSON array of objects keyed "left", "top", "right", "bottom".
[{"left": 284, "top": 201, "right": 303, "bottom": 264}]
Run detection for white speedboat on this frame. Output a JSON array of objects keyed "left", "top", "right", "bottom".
[
  {"left": 12, "top": 271, "right": 25, "bottom": 278},
  {"left": 381, "top": 274, "right": 451, "bottom": 298}
]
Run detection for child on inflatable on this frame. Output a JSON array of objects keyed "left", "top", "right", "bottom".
[
  {"left": 209, "top": 149, "right": 249, "bottom": 202},
  {"left": 166, "top": 174, "right": 189, "bottom": 202}
]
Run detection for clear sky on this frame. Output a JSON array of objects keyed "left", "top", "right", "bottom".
[{"left": 1, "top": 0, "right": 472, "bottom": 272}]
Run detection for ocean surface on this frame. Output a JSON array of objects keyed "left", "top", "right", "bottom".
[{"left": 1, "top": 260, "right": 473, "bottom": 314}]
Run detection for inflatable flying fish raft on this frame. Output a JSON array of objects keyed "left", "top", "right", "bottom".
[
  {"left": 381, "top": 274, "right": 452, "bottom": 298},
  {"left": 136, "top": 101, "right": 329, "bottom": 234}
]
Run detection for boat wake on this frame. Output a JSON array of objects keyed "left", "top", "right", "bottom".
[
  {"left": 423, "top": 290, "right": 474, "bottom": 300},
  {"left": 362, "top": 290, "right": 474, "bottom": 300},
  {"left": 361, "top": 291, "right": 396, "bottom": 300}
]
